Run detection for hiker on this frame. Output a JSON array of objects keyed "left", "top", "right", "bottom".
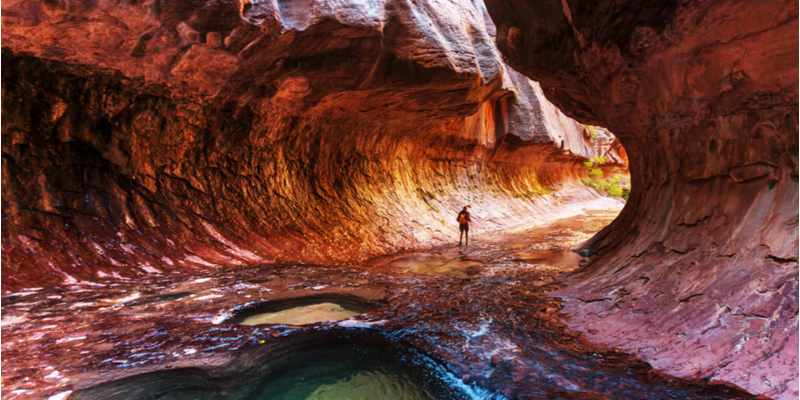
[{"left": 457, "top": 206, "right": 471, "bottom": 246}]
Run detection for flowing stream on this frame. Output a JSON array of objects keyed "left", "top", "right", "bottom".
[{"left": 1, "top": 210, "right": 755, "bottom": 400}]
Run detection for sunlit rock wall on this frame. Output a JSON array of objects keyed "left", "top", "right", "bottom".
[
  {"left": 484, "top": 0, "right": 798, "bottom": 398},
  {"left": 1, "top": 0, "right": 620, "bottom": 290}
]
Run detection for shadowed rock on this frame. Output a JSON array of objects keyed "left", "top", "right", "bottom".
[
  {"left": 484, "top": 0, "right": 798, "bottom": 398},
  {"left": 1, "top": 0, "right": 624, "bottom": 289}
]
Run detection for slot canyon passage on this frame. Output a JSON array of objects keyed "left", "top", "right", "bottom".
[{"left": 0, "top": 0, "right": 797, "bottom": 398}]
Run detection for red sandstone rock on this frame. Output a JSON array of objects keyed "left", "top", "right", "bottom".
[
  {"left": 483, "top": 0, "right": 798, "bottom": 398},
  {"left": 1, "top": 0, "right": 622, "bottom": 292},
  {"left": 0, "top": 218, "right": 755, "bottom": 400}
]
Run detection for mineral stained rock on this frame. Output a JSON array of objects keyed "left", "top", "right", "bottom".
[
  {"left": 3, "top": 213, "right": 759, "bottom": 400},
  {"left": 483, "top": 0, "right": 798, "bottom": 398},
  {"left": 1, "top": 0, "right": 622, "bottom": 292}
]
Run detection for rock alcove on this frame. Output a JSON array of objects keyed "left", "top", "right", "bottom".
[{"left": 1, "top": 0, "right": 796, "bottom": 399}]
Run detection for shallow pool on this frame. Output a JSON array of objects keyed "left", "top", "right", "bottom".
[{"left": 69, "top": 329, "right": 497, "bottom": 400}]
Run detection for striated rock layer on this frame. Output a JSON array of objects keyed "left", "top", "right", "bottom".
[
  {"left": 1, "top": 0, "right": 622, "bottom": 291},
  {"left": 484, "top": 0, "right": 798, "bottom": 398}
]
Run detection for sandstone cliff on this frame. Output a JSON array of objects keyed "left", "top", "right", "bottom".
[
  {"left": 1, "top": 0, "right": 619, "bottom": 291},
  {"left": 484, "top": 0, "right": 798, "bottom": 398}
]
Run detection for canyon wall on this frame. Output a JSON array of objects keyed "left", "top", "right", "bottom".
[
  {"left": 1, "top": 0, "right": 621, "bottom": 290},
  {"left": 484, "top": 0, "right": 798, "bottom": 398}
]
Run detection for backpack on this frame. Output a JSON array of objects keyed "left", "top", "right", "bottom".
[{"left": 457, "top": 212, "right": 468, "bottom": 224}]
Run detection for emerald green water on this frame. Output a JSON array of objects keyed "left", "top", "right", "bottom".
[
  {"left": 252, "top": 345, "right": 435, "bottom": 400},
  {"left": 69, "top": 330, "right": 482, "bottom": 400}
]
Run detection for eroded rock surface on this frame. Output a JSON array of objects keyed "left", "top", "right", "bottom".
[
  {"left": 2, "top": 211, "right": 756, "bottom": 400},
  {"left": 484, "top": 0, "right": 798, "bottom": 398},
  {"left": 1, "top": 0, "right": 623, "bottom": 293}
]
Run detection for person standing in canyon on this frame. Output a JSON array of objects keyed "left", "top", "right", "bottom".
[{"left": 457, "top": 206, "right": 471, "bottom": 246}]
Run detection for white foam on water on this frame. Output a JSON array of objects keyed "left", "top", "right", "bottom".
[
  {"left": 414, "top": 350, "right": 508, "bottom": 400},
  {"left": 468, "top": 319, "right": 493, "bottom": 338}
]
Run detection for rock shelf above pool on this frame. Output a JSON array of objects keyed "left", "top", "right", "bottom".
[{"left": 218, "top": 294, "right": 382, "bottom": 326}]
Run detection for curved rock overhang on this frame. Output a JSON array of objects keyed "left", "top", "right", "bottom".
[
  {"left": 483, "top": 0, "right": 798, "bottom": 398},
  {"left": 1, "top": 0, "right": 624, "bottom": 290}
]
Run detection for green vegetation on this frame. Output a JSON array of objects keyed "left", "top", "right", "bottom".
[
  {"left": 583, "top": 155, "right": 607, "bottom": 170},
  {"left": 512, "top": 186, "right": 551, "bottom": 200},
  {"left": 587, "top": 125, "right": 598, "bottom": 141},
  {"left": 534, "top": 187, "right": 550, "bottom": 196},
  {"left": 580, "top": 156, "right": 630, "bottom": 200},
  {"left": 415, "top": 188, "right": 441, "bottom": 212},
  {"left": 416, "top": 188, "right": 436, "bottom": 200}
]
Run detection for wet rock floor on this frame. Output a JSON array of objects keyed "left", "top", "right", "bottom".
[{"left": 1, "top": 211, "right": 756, "bottom": 399}]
